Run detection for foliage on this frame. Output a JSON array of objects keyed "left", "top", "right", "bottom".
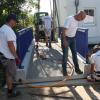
[
  {"left": 28, "top": 0, "right": 39, "bottom": 9},
  {"left": 0, "top": 0, "right": 25, "bottom": 26},
  {"left": 0, "top": 0, "right": 38, "bottom": 29}
]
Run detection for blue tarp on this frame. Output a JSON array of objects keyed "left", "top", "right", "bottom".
[
  {"left": 76, "top": 28, "right": 88, "bottom": 58},
  {"left": 16, "top": 27, "right": 33, "bottom": 68}
]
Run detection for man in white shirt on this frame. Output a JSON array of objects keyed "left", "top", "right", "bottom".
[
  {"left": 87, "top": 45, "right": 100, "bottom": 81},
  {"left": 42, "top": 16, "right": 52, "bottom": 48},
  {"left": 0, "top": 14, "right": 20, "bottom": 97},
  {"left": 62, "top": 11, "right": 86, "bottom": 76}
]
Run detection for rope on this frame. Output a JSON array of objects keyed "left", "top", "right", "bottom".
[
  {"left": 38, "top": 42, "right": 74, "bottom": 82},
  {"left": 29, "top": 93, "right": 74, "bottom": 99},
  {"left": 16, "top": 75, "right": 71, "bottom": 88},
  {"left": 39, "top": 44, "right": 74, "bottom": 76}
]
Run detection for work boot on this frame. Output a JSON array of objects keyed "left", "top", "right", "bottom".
[
  {"left": 7, "top": 90, "right": 21, "bottom": 98},
  {"left": 46, "top": 44, "right": 48, "bottom": 47},
  {"left": 87, "top": 74, "right": 95, "bottom": 82},
  {"left": 75, "top": 68, "right": 83, "bottom": 74},
  {"left": 49, "top": 45, "right": 52, "bottom": 48},
  {"left": 63, "top": 73, "right": 68, "bottom": 76},
  {"left": 62, "top": 71, "right": 68, "bottom": 76}
]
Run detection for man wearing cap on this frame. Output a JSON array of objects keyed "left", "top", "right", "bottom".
[
  {"left": 87, "top": 45, "right": 100, "bottom": 81},
  {"left": 62, "top": 11, "right": 86, "bottom": 76},
  {"left": 0, "top": 13, "right": 20, "bottom": 97}
]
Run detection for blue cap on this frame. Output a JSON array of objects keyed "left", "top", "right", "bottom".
[{"left": 6, "top": 13, "right": 18, "bottom": 23}]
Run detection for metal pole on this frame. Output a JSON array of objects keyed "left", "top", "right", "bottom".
[
  {"left": 75, "top": 0, "right": 79, "bottom": 14},
  {"left": 37, "top": 0, "right": 40, "bottom": 34},
  {"left": 52, "top": 0, "right": 56, "bottom": 40},
  {"left": 50, "top": 0, "right": 52, "bottom": 17},
  {"left": 36, "top": 0, "right": 40, "bottom": 57},
  {"left": 37, "top": 0, "right": 40, "bottom": 38}
]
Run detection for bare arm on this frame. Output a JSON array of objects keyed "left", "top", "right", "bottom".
[
  {"left": 91, "top": 63, "right": 95, "bottom": 74},
  {"left": 62, "top": 28, "right": 68, "bottom": 47},
  {"left": 8, "top": 41, "right": 18, "bottom": 58}
]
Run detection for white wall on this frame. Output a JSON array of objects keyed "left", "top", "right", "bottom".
[
  {"left": 78, "top": 0, "right": 100, "bottom": 44},
  {"left": 56, "top": 0, "right": 76, "bottom": 26},
  {"left": 56, "top": 0, "right": 100, "bottom": 44}
]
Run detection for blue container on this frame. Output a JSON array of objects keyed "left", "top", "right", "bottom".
[
  {"left": 76, "top": 28, "right": 88, "bottom": 58},
  {"left": 16, "top": 27, "right": 33, "bottom": 68}
]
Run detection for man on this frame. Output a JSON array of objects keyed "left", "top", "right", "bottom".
[
  {"left": 0, "top": 14, "right": 20, "bottom": 97},
  {"left": 62, "top": 11, "right": 86, "bottom": 76},
  {"left": 42, "top": 15, "right": 52, "bottom": 48},
  {"left": 87, "top": 45, "right": 100, "bottom": 81}
]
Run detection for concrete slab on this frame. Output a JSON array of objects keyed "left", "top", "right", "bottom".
[{"left": 0, "top": 42, "right": 100, "bottom": 100}]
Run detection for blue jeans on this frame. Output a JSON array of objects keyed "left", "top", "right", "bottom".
[{"left": 61, "top": 36, "right": 79, "bottom": 75}]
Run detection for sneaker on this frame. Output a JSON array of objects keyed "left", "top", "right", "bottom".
[
  {"left": 87, "top": 74, "right": 95, "bottom": 82},
  {"left": 7, "top": 90, "right": 21, "bottom": 98},
  {"left": 75, "top": 69, "right": 83, "bottom": 74},
  {"left": 49, "top": 45, "right": 52, "bottom": 48}
]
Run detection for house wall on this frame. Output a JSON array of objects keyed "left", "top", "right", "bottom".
[{"left": 56, "top": 0, "right": 100, "bottom": 44}]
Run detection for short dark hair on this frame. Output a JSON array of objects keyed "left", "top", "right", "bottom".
[
  {"left": 6, "top": 13, "right": 18, "bottom": 23},
  {"left": 92, "top": 45, "right": 100, "bottom": 53}
]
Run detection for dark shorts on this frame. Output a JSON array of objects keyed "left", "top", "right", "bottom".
[{"left": 0, "top": 53, "right": 16, "bottom": 80}]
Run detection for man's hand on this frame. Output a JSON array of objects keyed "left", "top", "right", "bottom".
[
  {"left": 62, "top": 28, "right": 68, "bottom": 48},
  {"left": 15, "top": 56, "right": 20, "bottom": 65},
  {"left": 63, "top": 39, "right": 68, "bottom": 48}
]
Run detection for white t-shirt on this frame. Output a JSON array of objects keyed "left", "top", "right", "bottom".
[
  {"left": 0, "top": 24, "right": 17, "bottom": 59},
  {"left": 42, "top": 16, "right": 52, "bottom": 30},
  {"left": 64, "top": 16, "right": 78, "bottom": 37},
  {"left": 90, "top": 50, "right": 100, "bottom": 71}
]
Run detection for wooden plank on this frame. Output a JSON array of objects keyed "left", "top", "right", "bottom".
[
  {"left": 16, "top": 79, "right": 100, "bottom": 88},
  {"left": 29, "top": 93, "right": 74, "bottom": 99},
  {"left": 14, "top": 74, "right": 88, "bottom": 85},
  {"left": 56, "top": 79, "right": 100, "bottom": 87}
]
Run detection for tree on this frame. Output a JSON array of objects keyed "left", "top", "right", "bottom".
[
  {"left": 0, "top": 0, "right": 38, "bottom": 28},
  {"left": 28, "top": 0, "right": 39, "bottom": 9},
  {"left": 0, "top": 0, "right": 26, "bottom": 26}
]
